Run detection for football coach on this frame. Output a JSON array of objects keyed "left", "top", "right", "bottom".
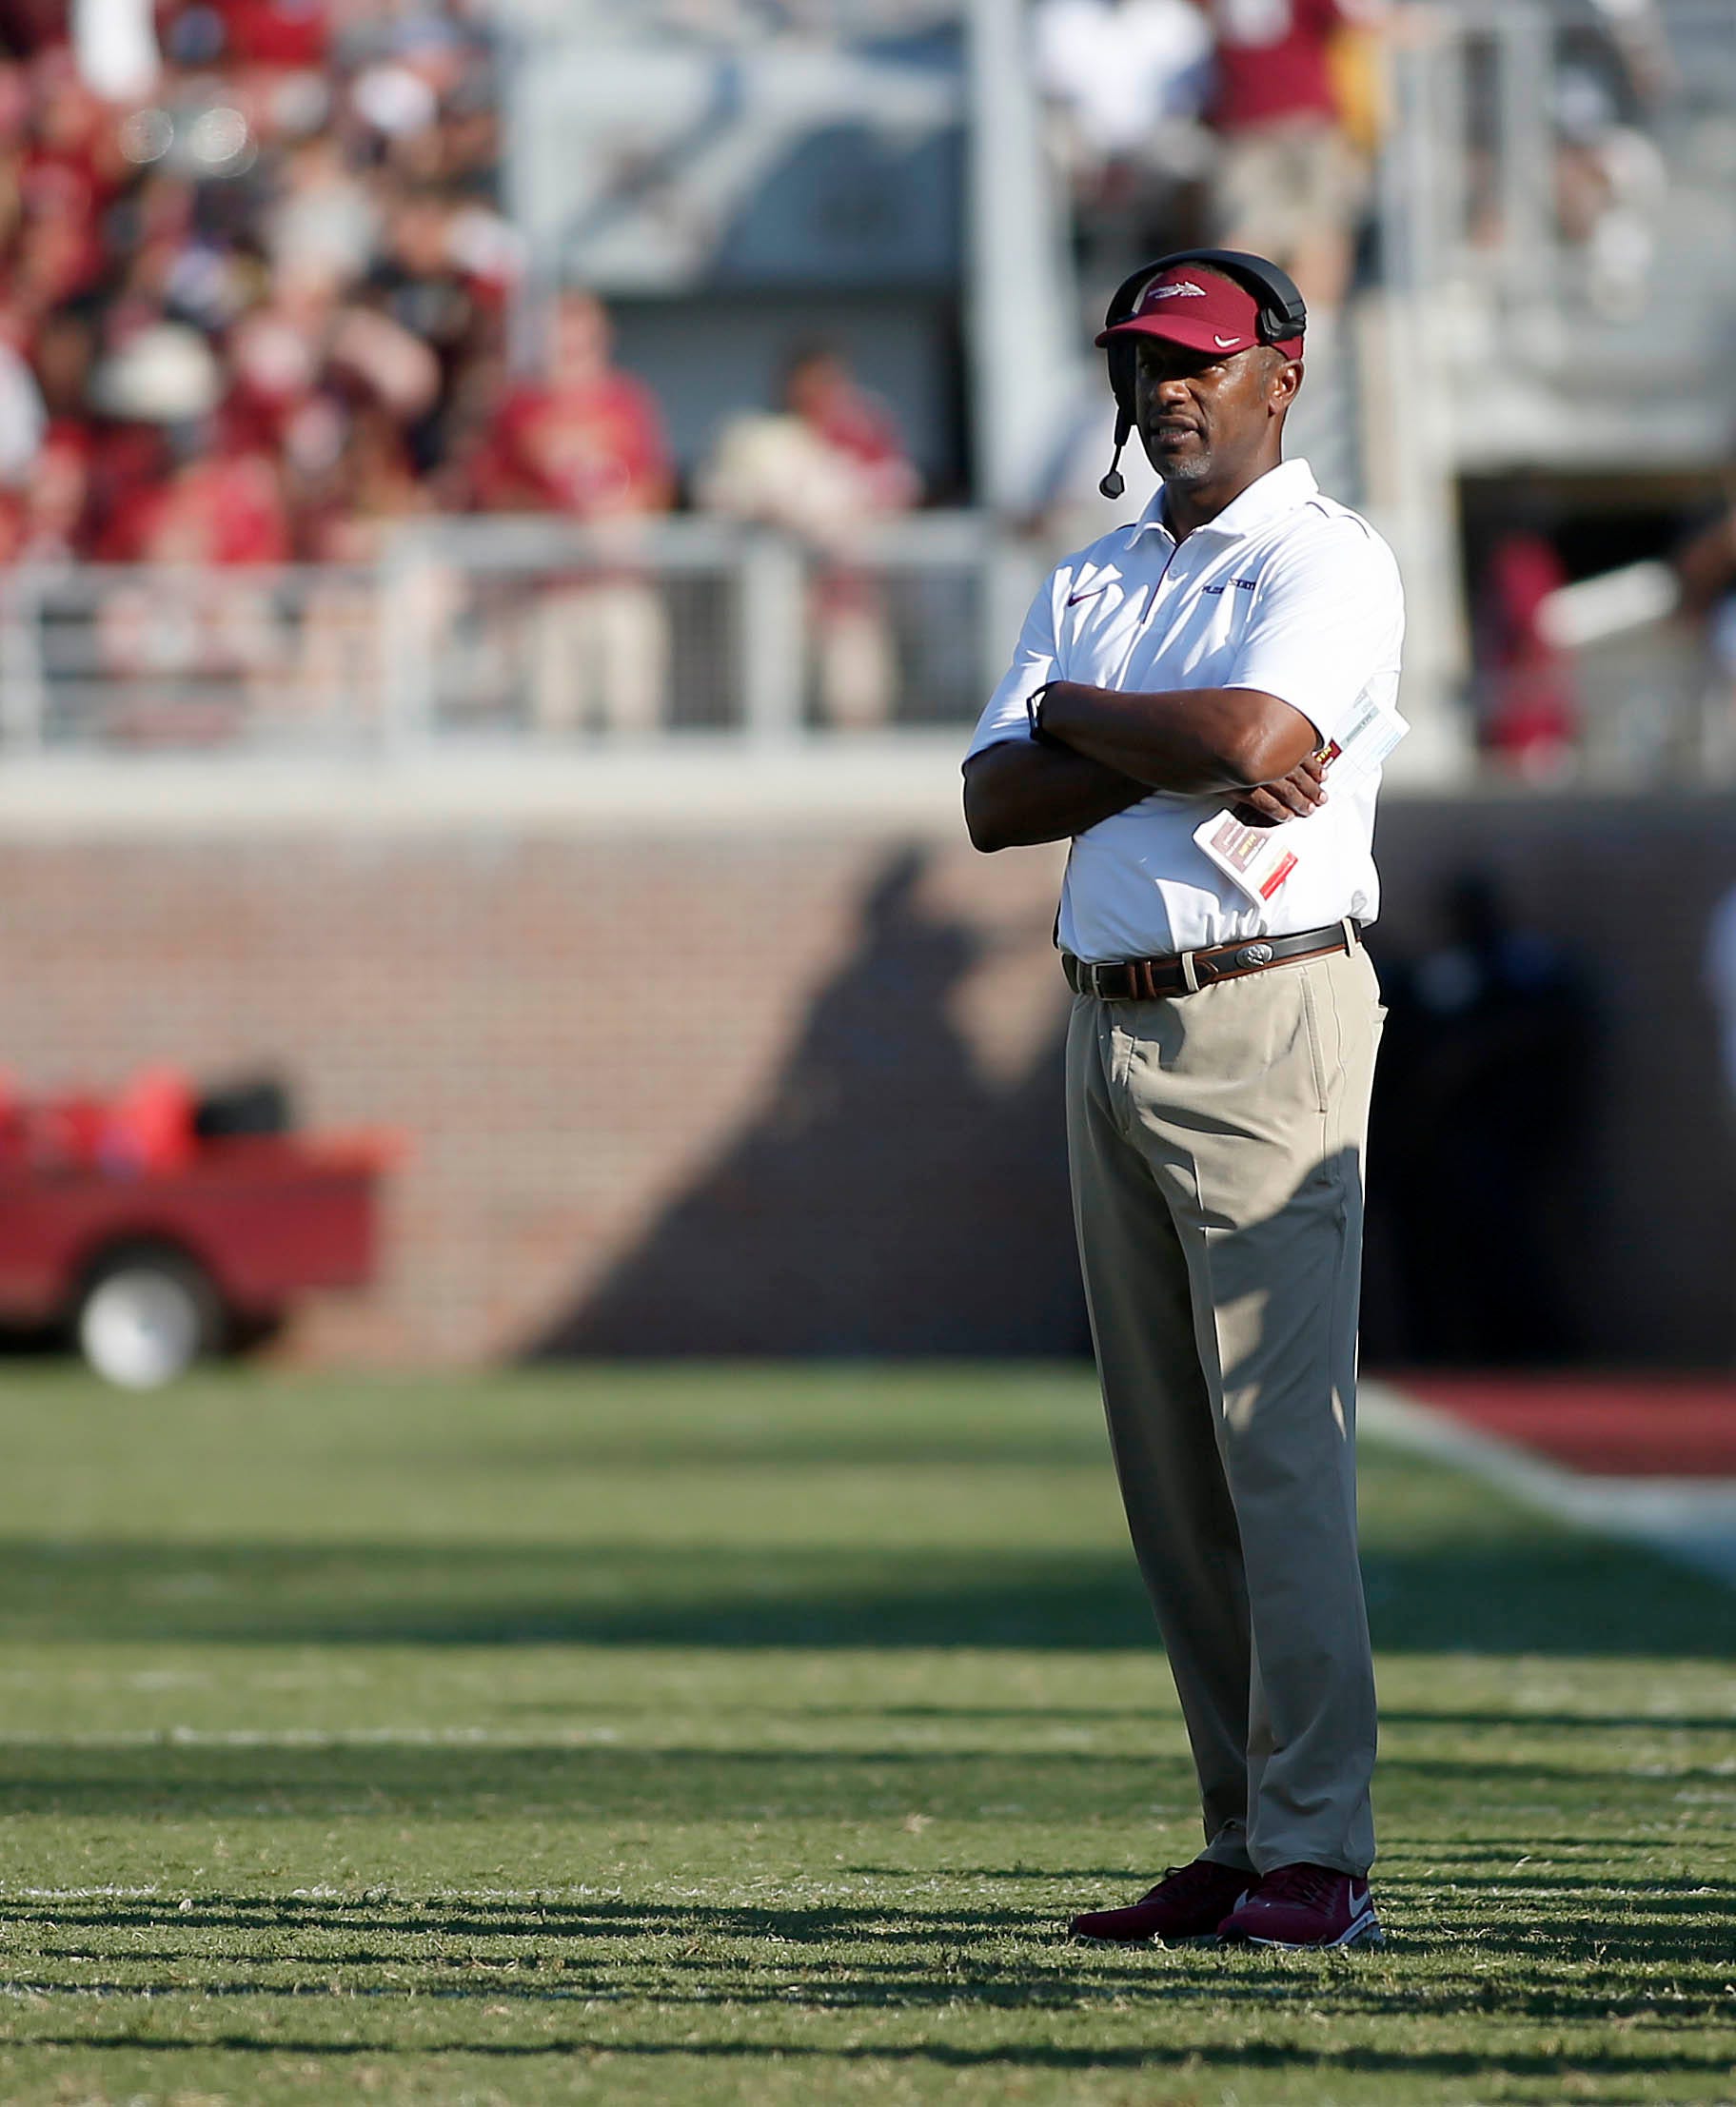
[{"left": 962, "top": 250, "right": 1404, "bottom": 1950}]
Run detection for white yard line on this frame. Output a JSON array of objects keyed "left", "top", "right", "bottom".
[{"left": 1361, "top": 1378, "right": 1736, "bottom": 1586}]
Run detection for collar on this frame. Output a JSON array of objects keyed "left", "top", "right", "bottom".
[{"left": 1127, "top": 457, "right": 1318, "bottom": 548}]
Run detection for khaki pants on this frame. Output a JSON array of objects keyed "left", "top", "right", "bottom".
[
  {"left": 1065, "top": 943, "right": 1382, "bottom": 1877},
  {"left": 530, "top": 581, "right": 669, "bottom": 736},
  {"left": 1213, "top": 117, "right": 1369, "bottom": 258}
]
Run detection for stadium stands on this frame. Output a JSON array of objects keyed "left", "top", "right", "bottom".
[{"left": 0, "top": 0, "right": 1730, "bottom": 776}]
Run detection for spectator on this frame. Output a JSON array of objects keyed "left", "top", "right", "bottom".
[
  {"left": 113, "top": 421, "right": 288, "bottom": 565},
  {"left": 263, "top": 130, "right": 379, "bottom": 287},
  {"left": 1549, "top": 0, "right": 1671, "bottom": 321},
  {"left": 0, "top": 417, "right": 85, "bottom": 559},
  {"left": 1033, "top": 0, "right": 1213, "bottom": 270},
  {"left": 469, "top": 287, "right": 674, "bottom": 736},
  {"left": 1471, "top": 526, "right": 1581, "bottom": 779},
  {"left": 697, "top": 344, "right": 919, "bottom": 729},
  {"left": 1200, "top": 0, "right": 1386, "bottom": 317},
  {"left": 294, "top": 401, "right": 436, "bottom": 730},
  {"left": 93, "top": 407, "right": 290, "bottom": 738}
]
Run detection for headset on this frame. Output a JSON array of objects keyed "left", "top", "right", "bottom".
[{"left": 1096, "top": 249, "right": 1309, "bottom": 499}]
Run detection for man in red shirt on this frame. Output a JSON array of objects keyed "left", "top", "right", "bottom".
[
  {"left": 472, "top": 290, "right": 673, "bottom": 736},
  {"left": 92, "top": 415, "right": 292, "bottom": 741},
  {"left": 1204, "top": 0, "right": 1386, "bottom": 314}
]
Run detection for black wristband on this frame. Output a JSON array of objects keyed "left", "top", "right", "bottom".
[{"left": 1026, "top": 681, "right": 1065, "bottom": 749}]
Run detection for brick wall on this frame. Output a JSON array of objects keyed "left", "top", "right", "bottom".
[
  {"left": 0, "top": 822, "right": 1075, "bottom": 1365},
  {"left": 3, "top": 792, "right": 1734, "bottom": 1368}
]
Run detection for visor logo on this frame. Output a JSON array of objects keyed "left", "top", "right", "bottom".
[{"left": 1142, "top": 279, "right": 1206, "bottom": 304}]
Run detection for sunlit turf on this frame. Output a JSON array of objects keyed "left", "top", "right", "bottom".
[{"left": 0, "top": 1362, "right": 1732, "bottom": 2105}]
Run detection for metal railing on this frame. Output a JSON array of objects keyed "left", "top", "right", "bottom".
[{"left": 0, "top": 516, "right": 1045, "bottom": 755}]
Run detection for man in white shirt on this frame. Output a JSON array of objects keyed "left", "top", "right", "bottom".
[{"left": 963, "top": 252, "right": 1403, "bottom": 1950}]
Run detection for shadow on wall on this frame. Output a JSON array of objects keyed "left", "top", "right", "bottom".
[{"left": 529, "top": 847, "right": 1092, "bottom": 1358}]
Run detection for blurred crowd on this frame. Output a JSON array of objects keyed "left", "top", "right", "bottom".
[
  {"left": 0, "top": 0, "right": 1697, "bottom": 750},
  {"left": 0, "top": 0, "right": 1395, "bottom": 595},
  {"left": 0, "top": 0, "right": 937, "bottom": 733},
  {"left": 0, "top": 0, "right": 522, "bottom": 569}
]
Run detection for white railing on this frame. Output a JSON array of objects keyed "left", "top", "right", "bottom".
[{"left": 0, "top": 516, "right": 1046, "bottom": 755}]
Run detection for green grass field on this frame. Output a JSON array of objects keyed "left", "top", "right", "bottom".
[{"left": 0, "top": 1363, "right": 1733, "bottom": 2107}]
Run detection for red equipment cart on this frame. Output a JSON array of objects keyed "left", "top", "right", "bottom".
[{"left": 0, "top": 1068, "right": 400, "bottom": 1387}]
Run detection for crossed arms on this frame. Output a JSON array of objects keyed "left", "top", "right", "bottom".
[{"left": 962, "top": 679, "right": 1326, "bottom": 854}]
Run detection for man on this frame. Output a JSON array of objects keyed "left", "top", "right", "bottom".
[
  {"left": 470, "top": 288, "right": 673, "bottom": 736},
  {"left": 1202, "top": 0, "right": 1386, "bottom": 316},
  {"left": 1033, "top": 0, "right": 1214, "bottom": 266},
  {"left": 697, "top": 345, "right": 920, "bottom": 729},
  {"left": 962, "top": 253, "right": 1402, "bottom": 1949}
]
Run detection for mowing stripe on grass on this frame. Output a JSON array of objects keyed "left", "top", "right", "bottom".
[{"left": 2, "top": 1369, "right": 1735, "bottom": 2107}]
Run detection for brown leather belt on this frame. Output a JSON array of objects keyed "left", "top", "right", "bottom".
[{"left": 1063, "top": 918, "right": 1361, "bottom": 1001}]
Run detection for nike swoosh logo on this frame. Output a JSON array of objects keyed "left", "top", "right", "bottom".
[
  {"left": 1067, "top": 585, "right": 1112, "bottom": 606},
  {"left": 1214, "top": 335, "right": 1241, "bottom": 348}
]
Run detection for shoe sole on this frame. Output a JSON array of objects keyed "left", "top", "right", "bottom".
[{"left": 1239, "top": 1906, "right": 1385, "bottom": 1951}]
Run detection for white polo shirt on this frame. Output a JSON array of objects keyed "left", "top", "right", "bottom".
[{"left": 965, "top": 458, "right": 1405, "bottom": 961}]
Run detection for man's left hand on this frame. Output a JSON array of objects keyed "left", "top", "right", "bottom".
[{"left": 1231, "top": 750, "right": 1331, "bottom": 827}]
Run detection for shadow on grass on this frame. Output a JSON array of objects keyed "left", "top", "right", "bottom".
[
  {"left": 0, "top": 1742, "right": 1202, "bottom": 1823},
  {"left": 0, "top": 1742, "right": 1727, "bottom": 1826},
  {"left": 7, "top": 1890, "right": 1736, "bottom": 2059},
  {"left": 2, "top": 1539, "right": 1734, "bottom": 1655},
  {"left": 1381, "top": 1710, "right": 1736, "bottom": 1734},
  {"left": 520, "top": 1702, "right": 1734, "bottom": 1735},
  {"left": 13, "top": 2038, "right": 1736, "bottom": 2083}
]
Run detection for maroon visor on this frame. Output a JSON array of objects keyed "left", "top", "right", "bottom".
[{"left": 1095, "top": 266, "right": 1303, "bottom": 360}]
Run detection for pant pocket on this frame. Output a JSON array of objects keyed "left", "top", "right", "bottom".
[{"left": 1298, "top": 970, "right": 1332, "bottom": 1116}]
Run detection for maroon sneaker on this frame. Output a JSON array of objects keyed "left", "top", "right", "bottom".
[
  {"left": 1069, "top": 1858, "right": 1253, "bottom": 1944},
  {"left": 1216, "top": 1862, "right": 1384, "bottom": 1948}
]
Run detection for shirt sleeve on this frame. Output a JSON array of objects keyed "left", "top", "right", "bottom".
[
  {"left": 1221, "top": 515, "right": 1405, "bottom": 742},
  {"left": 961, "top": 565, "right": 1063, "bottom": 765}
]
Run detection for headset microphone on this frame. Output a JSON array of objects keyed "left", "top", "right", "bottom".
[{"left": 1097, "top": 404, "right": 1134, "bottom": 498}]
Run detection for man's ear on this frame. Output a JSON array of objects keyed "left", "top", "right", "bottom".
[{"left": 1270, "top": 355, "right": 1303, "bottom": 413}]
